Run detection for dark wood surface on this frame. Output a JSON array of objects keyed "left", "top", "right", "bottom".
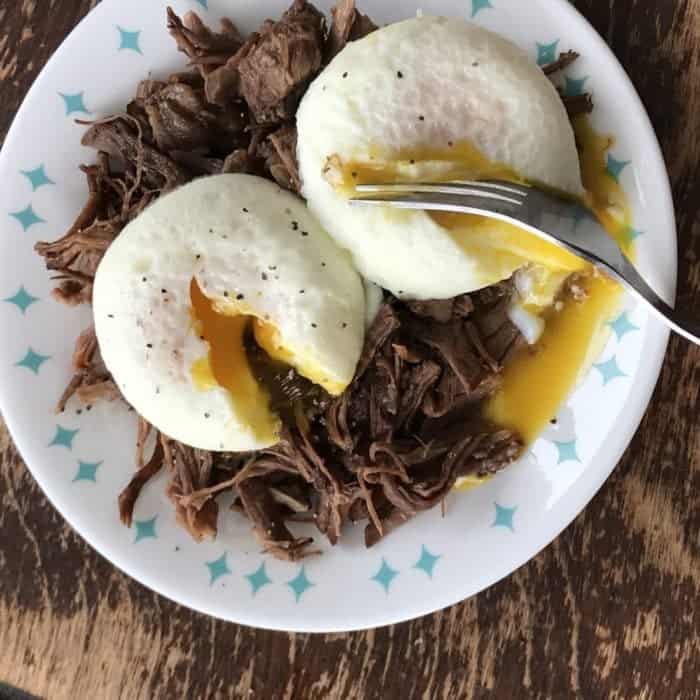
[{"left": 1, "top": 1, "right": 699, "bottom": 698}]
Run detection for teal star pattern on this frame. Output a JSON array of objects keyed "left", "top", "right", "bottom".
[
  {"left": 245, "top": 562, "right": 272, "bottom": 596},
  {"left": 196, "top": 0, "right": 208, "bottom": 8},
  {"left": 371, "top": 558, "right": 398, "bottom": 593},
  {"left": 287, "top": 566, "right": 314, "bottom": 602},
  {"left": 73, "top": 460, "right": 102, "bottom": 483},
  {"left": 134, "top": 516, "right": 158, "bottom": 542},
  {"left": 606, "top": 154, "right": 631, "bottom": 182},
  {"left": 10, "top": 204, "right": 45, "bottom": 231},
  {"left": 536, "top": 40, "right": 559, "bottom": 65},
  {"left": 20, "top": 165, "right": 54, "bottom": 191},
  {"left": 594, "top": 356, "right": 627, "bottom": 385},
  {"left": 4, "top": 286, "right": 39, "bottom": 314},
  {"left": 623, "top": 225, "right": 643, "bottom": 244},
  {"left": 117, "top": 26, "right": 142, "bottom": 54},
  {"left": 206, "top": 553, "right": 231, "bottom": 585},
  {"left": 59, "top": 91, "right": 91, "bottom": 116},
  {"left": 491, "top": 502, "right": 517, "bottom": 531},
  {"left": 413, "top": 545, "right": 441, "bottom": 578},
  {"left": 471, "top": 0, "right": 493, "bottom": 18},
  {"left": 553, "top": 439, "right": 581, "bottom": 464},
  {"left": 49, "top": 425, "right": 79, "bottom": 450},
  {"left": 609, "top": 311, "right": 639, "bottom": 341},
  {"left": 564, "top": 75, "right": 588, "bottom": 97},
  {"left": 15, "top": 348, "right": 50, "bottom": 375}
]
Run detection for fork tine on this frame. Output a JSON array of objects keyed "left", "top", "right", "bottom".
[
  {"left": 349, "top": 190, "right": 521, "bottom": 215},
  {"left": 353, "top": 182, "right": 525, "bottom": 206}
]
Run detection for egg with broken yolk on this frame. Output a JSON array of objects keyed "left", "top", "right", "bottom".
[{"left": 93, "top": 174, "right": 366, "bottom": 452}]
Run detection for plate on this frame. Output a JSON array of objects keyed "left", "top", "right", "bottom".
[{"left": 0, "top": 0, "right": 675, "bottom": 632}]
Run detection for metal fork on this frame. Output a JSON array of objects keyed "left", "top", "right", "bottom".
[{"left": 350, "top": 180, "right": 699, "bottom": 345}]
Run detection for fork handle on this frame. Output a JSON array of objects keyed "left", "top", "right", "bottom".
[{"left": 604, "top": 259, "right": 700, "bottom": 345}]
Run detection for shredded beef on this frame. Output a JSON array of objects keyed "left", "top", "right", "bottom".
[{"left": 39, "top": 4, "right": 595, "bottom": 558}]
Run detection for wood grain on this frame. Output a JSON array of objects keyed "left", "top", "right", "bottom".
[{"left": 1, "top": 0, "right": 698, "bottom": 698}]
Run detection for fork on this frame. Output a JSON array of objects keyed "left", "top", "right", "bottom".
[{"left": 350, "top": 180, "right": 699, "bottom": 345}]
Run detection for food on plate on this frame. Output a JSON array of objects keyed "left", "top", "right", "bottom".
[
  {"left": 35, "top": 0, "right": 630, "bottom": 558},
  {"left": 93, "top": 174, "right": 366, "bottom": 452}
]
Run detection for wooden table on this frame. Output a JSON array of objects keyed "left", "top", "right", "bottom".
[{"left": 1, "top": 1, "right": 698, "bottom": 698}]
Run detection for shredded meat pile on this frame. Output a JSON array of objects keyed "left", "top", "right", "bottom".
[{"left": 34, "top": 0, "right": 592, "bottom": 559}]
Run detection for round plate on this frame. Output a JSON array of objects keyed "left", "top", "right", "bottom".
[{"left": 0, "top": 0, "right": 675, "bottom": 632}]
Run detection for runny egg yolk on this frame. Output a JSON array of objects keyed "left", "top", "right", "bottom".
[
  {"left": 341, "top": 114, "right": 632, "bottom": 450},
  {"left": 189, "top": 279, "right": 280, "bottom": 444}
]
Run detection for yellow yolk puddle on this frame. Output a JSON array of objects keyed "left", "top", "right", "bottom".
[
  {"left": 484, "top": 115, "right": 632, "bottom": 443},
  {"left": 340, "top": 114, "right": 633, "bottom": 454},
  {"left": 189, "top": 279, "right": 279, "bottom": 444}
]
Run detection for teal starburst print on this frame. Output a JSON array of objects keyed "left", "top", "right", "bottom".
[
  {"left": 134, "top": 516, "right": 158, "bottom": 542},
  {"left": 491, "top": 502, "right": 516, "bottom": 531},
  {"left": 206, "top": 553, "right": 232, "bottom": 585},
  {"left": 4, "top": 286, "right": 39, "bottom": 314},
  {"left": 15, "top": 348, "right": 50, "bottom": 374},
  {"left": 536, "top": 40, "right": 559, "bottom": 65},
  {"left": 371, "top": 558, "right": 398, "bottom": 593},
  {"left": 20, "top": 165, "right": 54, "bottom": 191},
  {"left": 59, "top": 91, "right": 91, "bottom": 116},
  {"left": 10, "top": 204, "right": 45, "bottom": 231},
  {"left": 49, "top": 425, "right": 79, "bottom": 450},
  {"left": 287, "top": 566, "right": 314, "bottom": 602},
  {"left": 196, "top": 0, "right": 208, "bottom": 8},
  {"left": 553, "top": 440, "right": 580, "bottom": 464},
  {"left": 606, "top": 154, "right": 631, "bottom": 182},
  {"left": 413, "top": 546, "right": 441, "bottom": 578},
  {"left": 117, "top": 26, "right": 142, "bottom": 54},
  {"left": 594, "top": 356, "right": 627, "bottom": 385},
  {"left": 471, "top": 0, "right": 493, "bottom": 18},
  {"left": 623, "top": 225, "right": 643, "bottom": 244},
  {"left": 564, "top": 76, "right": 588, "bottom": 97},
  {"left": 608, "top": 311, "right": 639, "bottom": 341},
  {"left": 73, "top": 460, "right": 102, "bottom": 483},
  {"left": 246, "top": 563, "right": 272, "bottom": 595}
]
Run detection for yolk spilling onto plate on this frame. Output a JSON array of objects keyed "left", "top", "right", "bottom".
[
  {"left": 342, "top": 114, "right": 632, "bottom": 448},
  {"left": 190, "top": 279, "right": 280, "bottom": 443}
]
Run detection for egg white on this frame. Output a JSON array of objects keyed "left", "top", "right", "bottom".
[
  {"left": 93, "top": 174, "right": 366, "bottom": 452},
  {"left": 297, "top": 16, "right": 584, "bottom": 300}
]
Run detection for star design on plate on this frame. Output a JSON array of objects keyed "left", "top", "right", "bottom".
[
  {"left": 134, "top": 516, "right": 158, "bottom": 542},
  {"left": 196, "top": 0, "right": 208, "bottom": 8},
  {"left": 117, "top": 26, "right": 143, "bottom": 54},
  {"left": 536, "top": 40, "right": 559, "bottom": 66},
  {"left": 606, "top": 154, "right": 631, "bottom": 182},
  {"left": 608, "top": 311, "right": 639, "bottom": 341},
  {"left": 4, "top": 286, "right": 39, "bottom": 314},
  {"left": 553, "top": 439, "right": 581, "bottom": 464},
  {"left": 73, "top": 460, "right": 102, "bottom": 483},
  {"left": 564, "top": 75, "right": 588, "bottom": 97},
  {"left": 287, "top": 566, "right": 314, "bottom": 602},
  {"left": 491, "top": 502, "right": 517, "bottom": 531},
  {"left": 471, "top": 0, "right": 493, "bottom": 18},
  {"left": 59, "top": 91, "right": 91, "bottom": 116},
  {"left": 623, "top": 224, "right": 644, "bottom": 244},
  {"left": 49, "top": 424, "right": 79, "bottom": 450},
  {"left": 371, "top": 558, "right": 399, "bottom": 593},
  {"left": 10, "top": 204, "right": 45, "bottom": 232},
  {"left": 245, "top": 562, "right": 272, "bottom": 596},
  {"left": 20, "top": 165, "right": 55, "bottom": 191},
  {"left": 594, "top": 356, "right": 627, "bottom": 385},
  {"left": 413, "top": 545, "right": 441, "bottom": 578},
  {"left": 206, "top": 553, "right": 231, "bottom": 585},
  {"left": 15, "top": 347, "right": 50, "bottom": 375}
]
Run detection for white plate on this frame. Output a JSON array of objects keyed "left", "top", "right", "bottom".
[{"left": 0, "top": 0, "right": 675, "bottom": 632}]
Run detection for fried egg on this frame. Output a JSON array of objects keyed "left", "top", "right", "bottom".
[
  {"left": 297, "top": 16, "right": 585, "bottom": 311},
  {"left": 93, "top": 174, "right": 366, "bottom": 452}
]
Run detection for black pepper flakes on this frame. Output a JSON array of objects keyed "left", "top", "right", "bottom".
[
  {"left": 351, "top": 171, "right": 358, "bottom": 179},
  {"left": 409, "top": 159, "right": 415, "bottom": 164},
  {"left": 342, "top": 71, "right": 348, "bottom": 78},
  {"left": 196, "top": 254, "right": 201, "bottom": 260},
  {"left": 397, "top": 70, "right": 404, "bottom": 78},
  {"left": 321, "top": 262, "right": 326, "bottom": 267},
  {"left": 448, "top": 141, "right": 454, "bottom": 147},
  {"left": 299, "top": 289, "right": 305, "bottom": 294},
  {"left": 107, "top": 314, "right": 114, "bottom": 319},
  {"left": 223, "top": 291, "right": 229, "bottom": 297},
  {"left": 418, "top": 115, "right": 425, "bottom": 121},
  {"left": 261, "top": 272, "right": 268, "bottom": 281},
  {"left": 161, "top": 289, "right": 167, "bottom": 294},
  {"left": 142, "top": 276, "right": 147, "bottom": 282},
  {"left": 236, "top": 293, "right": 244, "bottom": 300},
  {"left": 146, "top": 343, "right": 153, "bottom": 349},
  {"left": 291, "top": 221, "right": 299, "bottom": 231},
  {"left": 311, "top": 322, "right": 318, "bottom": 328},
  {"left": 242, "top": 207, "right": 249, "bottom": 213},
  {"left": 301, "top": 230, "right": 309, "bottom": 237},
  {"left": 342, "top": 322, "right": 348, "bottom": 328},
  {"left": 204, "top": 412, "right": 211, "bottom": 419},
  {"left": 268, "top": 265, "right": 277, "bottom": 270}
]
